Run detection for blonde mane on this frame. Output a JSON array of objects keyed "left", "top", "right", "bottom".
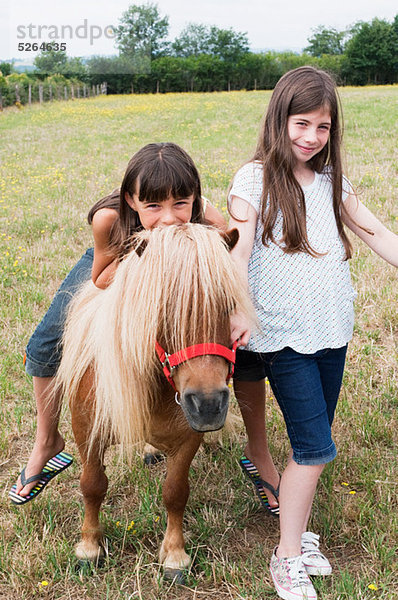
[{"left": 56, "top": 224, "right": 254, "bottom": 456}]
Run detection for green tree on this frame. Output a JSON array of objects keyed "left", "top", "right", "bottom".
[
  {"left": 171, "top": 24, "right": 210, "bottom": 57},
  {"left": 391, "top": 14, "right": 398, "bottom": 72},
  {"left": 33, "top": 50, "right": 87, "bottom": 78},
  {"left": 304, "top": 26, "right": 345, "bottom": 56},
  {"left": 34, "top": 50, "right": 68, "bottom": 74},
  {"left": 0, "top": 62, "right": 13, "bottom": 76},
  {"left": 235, "top": 52, "right": 281, "bottom": 89},
  {"left": 151, "top": 56, "right": 188, "bottom": 92},
  {"left": 172, "top": 23, "right": 249, "bottom": 62},
  {"left": 115, "top": 3, "right": 169, "bottom": 61},
  {"left": 344, "top": 18, "right": 397, "bottom": 84},
  {"left": 87, "top": 55, "right": 147, "bottom": 93},
  {"left": 207, "top": 26, "right": 249, "bottom": 62},
  {"left": 189, "top": 54, "right": 226, "bottom": 91}
]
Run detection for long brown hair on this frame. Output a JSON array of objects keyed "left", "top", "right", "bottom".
[
  {"left": 242, "top": 66, "right": 352, "bottom": 259},
  {"left": 88, "top": 142, "right": 205, "bottom": 257}
]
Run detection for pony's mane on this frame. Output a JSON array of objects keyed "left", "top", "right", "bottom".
[{"left": 56, "top": 224, "right": 254, "bottom": 457}]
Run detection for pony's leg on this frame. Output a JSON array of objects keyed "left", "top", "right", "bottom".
[
  {"left": 143, "top": 443, "right": 164, "bottom": 465},
  {"left": 159, "top": 434, "right": 202, "bottom": 581},
  {"left": 75, "top": 443, "right": 108, "bottom": 564},
  {"left": 71, "top": 381, "right": 108, "bottom": 564}
]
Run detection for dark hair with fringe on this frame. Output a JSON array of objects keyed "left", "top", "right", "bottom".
[
  {"left": 231, "top": 66, "right": 353, "bottom": 259},
  {"left": 88, "top": 142, "right": 204, "bottom": 257}
]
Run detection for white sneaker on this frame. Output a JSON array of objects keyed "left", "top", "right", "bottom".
[
  {"left": 270, "top": 547, "right": 317, "bottom": 600},
  {"left": 301, "top": 532, "right": 332, "bottom": 576}
]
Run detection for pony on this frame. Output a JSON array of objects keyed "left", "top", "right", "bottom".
[{"left": 55, "top": 223, "right": 254, "bottom": 582}]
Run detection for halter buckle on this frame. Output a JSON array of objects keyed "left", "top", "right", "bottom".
[{"left": 161, "top": 352, "right": 175, "bottom": 375}]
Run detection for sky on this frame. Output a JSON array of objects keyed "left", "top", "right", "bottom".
[{"left": 1, "top": 0, "right": 397, "bottom": 61}]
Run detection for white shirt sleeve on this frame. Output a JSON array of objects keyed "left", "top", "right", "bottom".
[{"left": 228, "top": 162, "right": 264, "bottom": 214}]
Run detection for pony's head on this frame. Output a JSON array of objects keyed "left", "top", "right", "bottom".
[
  {"left": 130, "top": 225, "right": 250, "bottom": 433},
  {"left": 58, "top": 224, "right": 255, "bottom": 455},
  {"left": 154, "top": 228, "right": 240, "bottom": 432}
]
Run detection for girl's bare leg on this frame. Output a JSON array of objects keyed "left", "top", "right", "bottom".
[
  {"left": 15, "top": 376, "right": 64, "bottom": 496},
  {"left": 234, "top": 379, "right": 280, "bottom": 507},
  {"left": 277, "top": 461, "right": 324, "bottom": 557}
]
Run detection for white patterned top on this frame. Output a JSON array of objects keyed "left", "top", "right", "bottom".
[{"left": 229, "top": 162, "right": 356, "bottom": 354}]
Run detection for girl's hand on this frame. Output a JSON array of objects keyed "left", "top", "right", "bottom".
[{"left": 230, "top": 311, "right": 251, "bottom": 347}]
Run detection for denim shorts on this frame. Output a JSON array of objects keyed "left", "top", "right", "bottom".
[
  {"left": 234, "top": 345, "right": 348, "bottom": 465},
  {"left": 25, "top": 248, "right": 94, "bottom": 377}
]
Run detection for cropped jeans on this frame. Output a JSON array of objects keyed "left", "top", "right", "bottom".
[
  {"left": 234, "top": 345, "right": 348, "bottom": 465},
  {"left": 24, "top": 248, "right": 94, "bottom": 377}
]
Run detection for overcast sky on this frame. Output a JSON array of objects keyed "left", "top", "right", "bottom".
[{"left": 1, "top": 0, "right": 397, "bottom": 60}]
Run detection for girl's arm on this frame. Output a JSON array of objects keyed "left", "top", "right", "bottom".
[
  {"left": 91, "top": 208, "right": 120, "bottom": 289},
  {"left": 228, "top": 196, "right": 258, "bottom": 345},
  {"left": 343, "top": 194, "right": 398, "bottom": 267},
  {"left": 203, "top": 198, "right": 228, "bottom": 231}
]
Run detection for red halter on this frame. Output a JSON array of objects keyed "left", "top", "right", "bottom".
[{"left": 155, "top": 340, "right": 240, "bottom": 392}]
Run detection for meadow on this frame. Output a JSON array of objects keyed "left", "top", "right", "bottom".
[{"left": 0, "top": 87, "right": 397, "bottom": 599}]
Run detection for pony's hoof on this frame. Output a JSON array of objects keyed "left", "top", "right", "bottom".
[
  {"left": 144, "top": 452, "right": 164, "bottom": 466},
  {"left": 76, "top": 557, "right": 104, "bottom": 574},
  {"left": 163, "top": 568, "right": 186, "bottom": 585}
]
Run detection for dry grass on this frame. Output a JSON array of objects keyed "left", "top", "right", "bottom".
[{"left": 0, "top": 87, "right": 397, "bottom": 599}]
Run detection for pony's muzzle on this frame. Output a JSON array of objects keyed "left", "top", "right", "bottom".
[{"left": 181, "top": 388, "right": 229, "bottom": 432}]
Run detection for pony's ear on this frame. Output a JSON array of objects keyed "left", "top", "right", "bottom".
[{"left": 221, "top": 228, "right": 239, "bottom": 251}]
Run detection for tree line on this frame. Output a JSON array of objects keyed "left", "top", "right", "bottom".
[{"left": 1, "top": 4, "right": 397, "bottom": 106}]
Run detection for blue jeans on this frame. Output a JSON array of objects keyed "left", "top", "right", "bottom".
[
  {"left": 25, "top": 248, "right": 94, "bottom": 377},
  {"left": 234, "top": 345, "right": 348, "bottom": 465}
]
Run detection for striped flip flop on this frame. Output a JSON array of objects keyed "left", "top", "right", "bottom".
[
  {"left": 239, "top": 455, "right": 280, "bottom": 517},
  {"left": 9, "top": 451, "right": 73, "bottom": 506}
]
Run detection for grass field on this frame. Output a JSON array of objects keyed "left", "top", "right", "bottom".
[{"left": 0, "top": 87, "right": 397, "bottom": 599}]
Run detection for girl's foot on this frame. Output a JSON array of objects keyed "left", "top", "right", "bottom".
[
  {"left": 243, "top": 446, "right": 280, "bottom": 509},
  {"left": 301, "top": 532, "right": 332, "bottom": 575},
  {"left": 270, "top": 548, "right": 317, "bottom": 600},
  {"left": 15, "top": 433, "right": 65, "bottom": 497}
]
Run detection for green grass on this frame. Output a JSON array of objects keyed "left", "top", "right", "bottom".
[{"left": 0, "top": 87, "right": 397, "bottom": 599}]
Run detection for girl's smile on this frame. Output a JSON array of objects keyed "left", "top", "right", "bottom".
[
  {"left": 126, "top": 193, "right": 195, "bottom": 230},
  {"left": 287, "top": 107, "right": 331, "bottom": 165}
]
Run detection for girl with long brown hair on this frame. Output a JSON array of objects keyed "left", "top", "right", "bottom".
[{"left": 228, "top": 66, "right": 398, "bottom": 600}]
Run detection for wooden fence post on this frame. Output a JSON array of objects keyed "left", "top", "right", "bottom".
[
  {"left": 71, "top": 85, "right": 75, "bottom": 99},
  {"left": 0, "top": 91, "right": 3, "bottom": 111},
  {"left": 64, "top": 86, "right": 68, "bottom": 100},
  {"left": 49, "top": 85, "right": 53, "bottom": 101},
  {"left": 28, "top": 84, "right": 32, "bottom": 105},
  {"left": 39, "top": 85, "right": 43, "bottom": 104},
  {"left": 15, "top": 84, "right": 21, "bottom": 103}
]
